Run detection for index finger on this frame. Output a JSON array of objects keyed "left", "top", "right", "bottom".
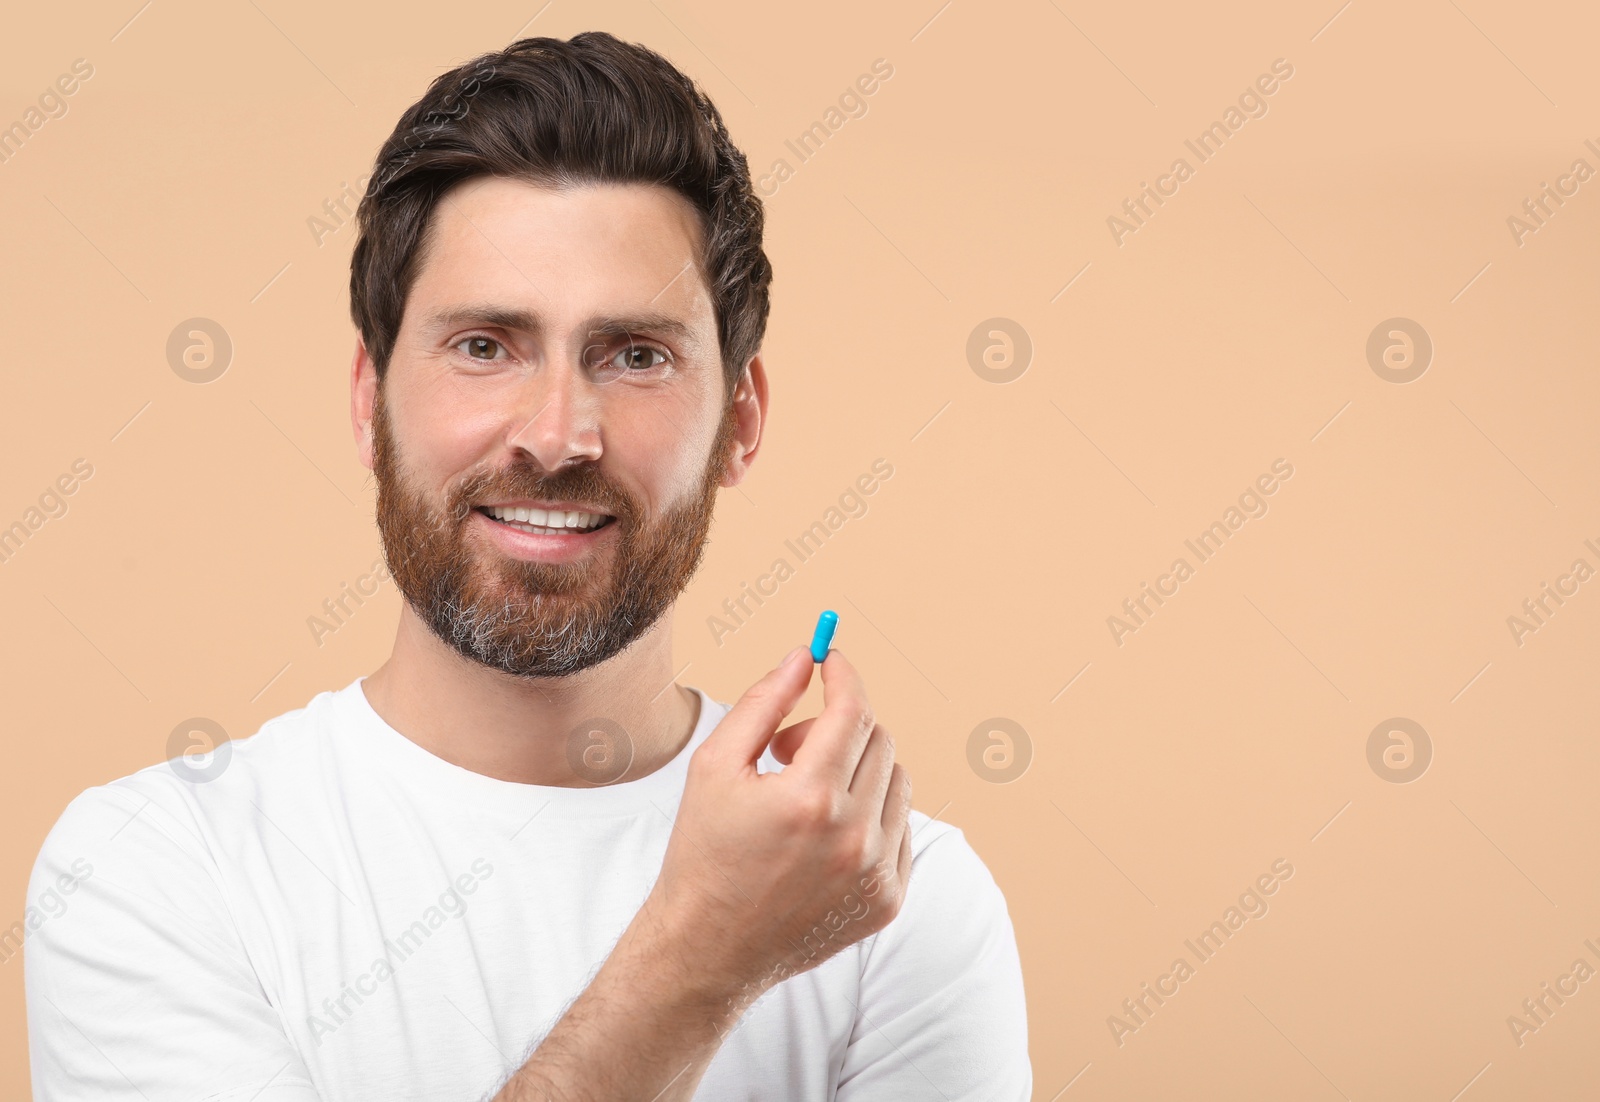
[
  {"left": 788, "top": 648, "right": 874, "bottom": 791},
  {"left": 702, "top": 645, "right": 814, "bottom": 770}
]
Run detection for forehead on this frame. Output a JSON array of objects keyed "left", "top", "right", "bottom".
[{"left": 406, "top": 176, "right": 714, "bottom": 329}]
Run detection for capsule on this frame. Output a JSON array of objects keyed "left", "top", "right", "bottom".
[{"left": 809, "top": 610, "right": 839, "bottom": 663}]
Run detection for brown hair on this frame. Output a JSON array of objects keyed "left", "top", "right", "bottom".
[{"left": 348, "top": 31, "right": 772, "bottom": 402}]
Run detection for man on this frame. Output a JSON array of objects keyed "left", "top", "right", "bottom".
[{"left": 25, "top": 31, "right": 1030, "bottom": 1100}]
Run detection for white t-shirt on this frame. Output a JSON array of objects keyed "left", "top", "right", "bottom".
[{"left": 25, "top": 676, "right": 1030, "bottom": 1101}]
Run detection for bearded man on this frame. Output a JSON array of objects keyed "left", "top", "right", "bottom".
[{"left": 25, "top": 31, "right": 1030, "bottom": 1101}]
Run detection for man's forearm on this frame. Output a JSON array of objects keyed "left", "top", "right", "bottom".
[{"left": 492, "top": 897, "right": 752, "bottom": 1102}]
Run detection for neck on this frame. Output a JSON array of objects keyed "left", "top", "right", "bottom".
[{"left": 360, "top": 603, "right": 699, "bottom": 787}]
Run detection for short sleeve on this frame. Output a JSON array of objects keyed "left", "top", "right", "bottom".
[
  {"left": 24, "top": 782, "right": 322, "bottom": 1102},
  {"left": 835, "top": 824, "right": 1032, "bottom": 1100}
]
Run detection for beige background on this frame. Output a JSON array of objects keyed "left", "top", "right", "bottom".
[{"left": 3, "top": 0, "right": 1598, "bottom": 1097}]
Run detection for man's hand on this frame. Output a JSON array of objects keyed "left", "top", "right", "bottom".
[
  {"left": 644, "top": 644, "right": 915, "bottom": 1010},
  {"left": 495, "top": 646, "right": 912, "bottom": 1101}
]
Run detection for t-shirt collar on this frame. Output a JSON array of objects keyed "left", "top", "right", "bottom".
[{"left": 336, "top": 675, "right": 723, "bottom": 820}]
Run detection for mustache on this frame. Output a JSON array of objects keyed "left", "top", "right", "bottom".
[{"left": 448, "top": 463, "right": 638, "bottom": 524}]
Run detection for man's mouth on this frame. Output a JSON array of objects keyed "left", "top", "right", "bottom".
[{"left": 476, "top": 503, "right": 616, "bottom": 537}]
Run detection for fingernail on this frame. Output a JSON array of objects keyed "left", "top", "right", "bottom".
[{"left": 780, "top": 646, "right": 809, "bottom": 669}]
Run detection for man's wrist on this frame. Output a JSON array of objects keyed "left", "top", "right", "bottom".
[{"left": 617, "top": 892, "right": 760, "bottom": 1031}]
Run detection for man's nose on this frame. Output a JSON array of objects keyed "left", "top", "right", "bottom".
[{"left": 504, "top": 352, "right": 603, "bottom": 470}]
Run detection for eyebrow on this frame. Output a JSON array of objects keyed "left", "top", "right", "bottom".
[{"left": 422, "top": 303, "right": 701, "bottom": 351}]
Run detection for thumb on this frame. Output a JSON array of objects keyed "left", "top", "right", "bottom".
[{"left": 708, "top": 646, "right": 814, "bottom": 767}]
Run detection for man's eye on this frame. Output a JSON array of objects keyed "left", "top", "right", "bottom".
[
  {"left": 457, "top": 336, "right": 502, "bottom": 360},
  {"left": 613, "top": 345, "right": 667, "bottom": 372}
]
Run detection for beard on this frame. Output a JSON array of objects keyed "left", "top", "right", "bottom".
[{"left": 370, "top": 384, "right": 736, "bottom": 679}]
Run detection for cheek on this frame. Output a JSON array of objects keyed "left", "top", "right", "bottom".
[
  {"left": 608, "top": 417, "right": 696, "bottom": 504},
  {"left": 605, "top": 393, "right": 719, "bottom": 505},
  {"left": 399, "top": 386, "right": 504, "bottom": 480}
]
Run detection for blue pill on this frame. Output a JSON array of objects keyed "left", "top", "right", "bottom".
[{"left": 809, "top": 610, "right": 839, "bottom": 663}]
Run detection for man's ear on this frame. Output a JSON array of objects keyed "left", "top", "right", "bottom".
[
  {"left": 351, "top": 335, "right": 379, "bottom": 472},
  {"left": 721, "top": 353, "right": 769, "bottom": 488}
]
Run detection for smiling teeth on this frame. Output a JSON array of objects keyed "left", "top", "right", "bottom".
[{"left": 485, "top": 505, "right": 607, "bottom": 530}]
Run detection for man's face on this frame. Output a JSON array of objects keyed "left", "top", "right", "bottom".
[{"left": 367, "top": 176, "right": 737, "bottom": 678}]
